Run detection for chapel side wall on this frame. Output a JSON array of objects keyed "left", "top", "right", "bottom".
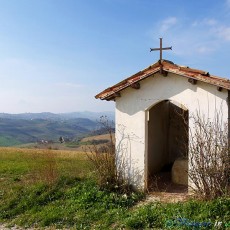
[
  {"left": 115, "top": 72, "right": 228, "bottom": 190},
  {"left": 115, "top": 96, "right": 146, "bottom": 189}
]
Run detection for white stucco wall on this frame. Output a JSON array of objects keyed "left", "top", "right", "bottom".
[{"left": 115, "top": 72, "right": 228, "bottom": 190}]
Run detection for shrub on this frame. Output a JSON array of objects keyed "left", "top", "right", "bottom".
[
  {"left": 188, "top": 110, "right": 229, "bottom": 199},
  {"left": 29, "top": 150, "right": 58, "bottom": 185},
  {"left": 85, "top": 116, "right": 134, "bottom": 194}
]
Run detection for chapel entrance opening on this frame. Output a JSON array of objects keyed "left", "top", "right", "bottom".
[{"left": 147, "top": 100, "right": 188, "bottom": 192}]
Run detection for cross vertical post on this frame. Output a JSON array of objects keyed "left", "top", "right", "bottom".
[
  {"left": 150, "top": 38, "right": 172, "bottom": 62},
  {"left": 160, "top": 37, "right": 162, "bottom": 61}
]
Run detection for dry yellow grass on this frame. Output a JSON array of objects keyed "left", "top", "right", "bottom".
[
  {"left": 81, "top": 133, "right": 115, "bottom": 142},
  {"left": 0, "top": 147, "right": 87, "bottom": 158}
]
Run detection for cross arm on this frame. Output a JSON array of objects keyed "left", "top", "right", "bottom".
[{"left": 150, "top": 46, "right": 172, "bottom": 52}]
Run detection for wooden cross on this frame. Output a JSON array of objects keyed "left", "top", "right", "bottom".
[{"left": 150, "top": 38, "right": 172, "bottom": 61}]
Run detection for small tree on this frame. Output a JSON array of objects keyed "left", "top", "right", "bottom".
[
  {"left": 188, "top": 110, "right": 229, "bottom": 199},
  {"left": 85, "top": 116, "right": 134, "bottom": 193},
  {"left": 59, "top": 136, "right": 64, "bottom": 143}
]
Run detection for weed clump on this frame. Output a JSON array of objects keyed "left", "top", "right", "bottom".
[
  {"left": 188, "top": 111, "right": 230, "bottom": 200},
  {"left": 85, "top": 116, "right": 134, "bottom": 194}
]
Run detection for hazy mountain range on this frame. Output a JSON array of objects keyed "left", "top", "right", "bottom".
[
  {"left": 0, "top": 111, "right": 114, "bottom": 121},
  {"left": 0, "top": 111, "right": 114, "bottom": 147}
]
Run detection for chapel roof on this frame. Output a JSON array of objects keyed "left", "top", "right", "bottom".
[{"left": 95, "top": 60, "right": 230, "bottom": 101}]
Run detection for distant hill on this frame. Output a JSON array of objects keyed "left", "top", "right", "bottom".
[
  {"left": 0, "top": 111, "right": 114, "bottom": 147},
  {"left": 0, "top": 111, "right": 115, "bottom": 121},
  {"left": 58, "top": 111, "right": 115, "bottom": 121}
]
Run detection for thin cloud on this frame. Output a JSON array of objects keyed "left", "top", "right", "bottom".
[
  {"left": 196, "top": 18, "right": 230, "bottom": 42},
  {"left": 192, "top": 18, "right": 217, "bottom": 27},
  {"left": 159, "top": 17, "right": 178, "bottom": 33},
  {"left": 226, "top": 0, "right": 230, "bottom": 8},
  {"left": 196, "top": 46, "right": 215, "bottom": 54},
  {"left": 203, "top": 18, "right": 218, "bottom": 26},
  {"left": 215, "top": 26, "right": 230, "bottom": 41},
  {"left": 150, "top": 15, "right": 230, "bottom": 58}
]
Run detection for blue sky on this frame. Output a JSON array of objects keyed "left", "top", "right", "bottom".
[{"left": 0, "top": 0, "right": 230, "bottom": 113}]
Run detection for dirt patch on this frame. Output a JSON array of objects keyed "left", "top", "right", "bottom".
[
  {"left": 142, "top": 171, "right": 191, "bottom": 205},
  {"left": 148, "top": 171, "right": 188, "bottom": 193},
  {"left": 136, "top": 191, "right": 190, "bottom": 208},
  {"left": 81, "top": 133, "right": 115, "bottom": 142}
]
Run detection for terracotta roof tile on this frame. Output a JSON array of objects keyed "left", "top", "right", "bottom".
[{"left": 95, "top": 60, "right": 230, "bottom": 101}]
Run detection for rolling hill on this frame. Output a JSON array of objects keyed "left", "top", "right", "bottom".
[
  {"left": 0, "top": 111, "right": 114, "bottom": 146},
  {"left": 0, "top": 111, "right": 114, "bottom": 121}
]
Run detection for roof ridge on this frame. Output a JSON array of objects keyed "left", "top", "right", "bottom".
[{"left": 96, "top": 60, "right": 230, "bottom": 100}]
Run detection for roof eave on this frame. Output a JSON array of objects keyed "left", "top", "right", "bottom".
[
  {"left": 166, "top": 69, "right": 230, "bottom": 90},
  {"left": 95, "top": 68, "right": 160, "bottom": 100}
]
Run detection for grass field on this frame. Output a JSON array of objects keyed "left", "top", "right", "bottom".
[
  {"left": 0, "top": 136, "right": 21, "bottom": 147},
  {"left": 14, "top": 133, "right": 115, "bottom": 151},
  {"left": 0, "top": 147, "right": 229, "bottom": 229}
]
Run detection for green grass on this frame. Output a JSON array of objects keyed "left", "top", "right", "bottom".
[
  {"left": 124, "top": 198, "right": 230, "bottom": 229},
  {"left": 64, "top": 141, "right": 80, "bottom": 148},
  {"left": 0, "top": 148, "right": 142, "bottom": 229},
  {"left": 0, "top": 136, "right": 21, "bottom": 146},
  {"left": 0, "top": 148, "right": 91, "bottom": 211},
  {"left": 0, "top": 147, "right": 229, "bottom": 229},
  {"left": 0, "top": 178, "right": 141, "bottom": 229}
]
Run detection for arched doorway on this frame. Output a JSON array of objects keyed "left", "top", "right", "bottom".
[{"left": 146, "top": 100, "right": 188, "bottom": 192}]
